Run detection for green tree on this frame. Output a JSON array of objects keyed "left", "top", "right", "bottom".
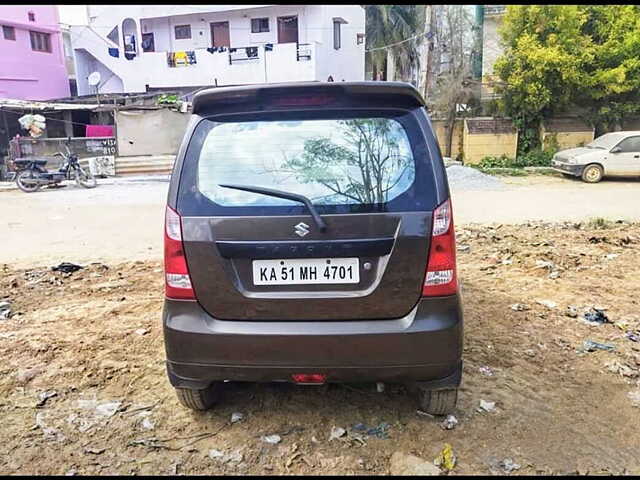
[
  {"left": 364, "top": 5, "right": 425, "bottom": 82},
  {"left": 494, "top": 5, "right": 640, "bottom": 141},
  {"left": 493, "top": 5, "right": 591, "bottom": 150},
  {"left": 578, "top": 5, "right": 640, "bottom": 131}
]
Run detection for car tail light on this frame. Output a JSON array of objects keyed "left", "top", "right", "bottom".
[
  {"left": 422, "top": 198, "right": 458, "bottom": 297},
  {"left": 292, "top": 374, "right": 327, "bottom": 384},
  {"left": 164, "top": 205, "right": 195, "bottom": 300}
]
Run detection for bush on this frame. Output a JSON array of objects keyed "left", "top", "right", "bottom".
[
  {"left": 478, "top": 154, "right": 516, "bottom": 168},
  {"left": 516, "top": 149, "right": 555, "bottom": 167},
  {"left": 478, "top": 149, "right": 555, "bottom": 169}
]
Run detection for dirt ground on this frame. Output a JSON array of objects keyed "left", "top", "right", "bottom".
[
  {"left": 1, "top": 220, "right": 639, "bottom": 475},
  {"left": 1, "top": 174, "right": 639, "bottom": 268}
]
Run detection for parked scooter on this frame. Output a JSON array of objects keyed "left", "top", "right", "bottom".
[{"left": 14, "top": 139, "right": 97, "bottom": 193}]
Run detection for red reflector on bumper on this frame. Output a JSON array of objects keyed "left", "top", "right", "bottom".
[{"left": 292, "top": 374, "right": 327, "bottom": 384}]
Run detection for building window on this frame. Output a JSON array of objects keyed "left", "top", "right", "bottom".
[
  {"left": 141, "top": 33, "right": 155, "bottom": 52},
  {"left": 251, "top": 18, "right": 269, "bottom": 33},
  {"left": 333, "top": 21, "right": 341, "bottom": 50},
  {"left": 28, "top": 11, "right": 35, "bottom": 22},
  {"left": 174, "top": 24, "right": 191, "bottom": 40},
  {"left": 2, "top": 25, "right": 16, "bottom": 41},
  {"left": 332, "top": 18, "right": 347, "bottom": 50},
  {"left": 30, "top": 31, "right": 51, "bottom": 53}
]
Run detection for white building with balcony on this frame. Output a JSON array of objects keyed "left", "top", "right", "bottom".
[{"left": 70, "top": 5, "right": 365, "bottom": 96}]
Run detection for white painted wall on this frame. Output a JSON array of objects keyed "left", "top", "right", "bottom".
[
  {"left": 74, "top": 48, "right": 124, "bottom": 95},
  {"left": 481, "top": 13, "right": 504, "bottom": 99},
  {"left": 304, "top": 5, "right": 365, "bottom": 82},
  {"left": 140, "top": 17, "right": 171, "bottom": 52},
  {"left": 144, "top": 5, "right": 312, "bottom": 52},
  {"left": 73, "top": 5, "right": 365, "bottom": 95},
  {"left": 482, "top": 15, "right": 503, "bottom": 78}
]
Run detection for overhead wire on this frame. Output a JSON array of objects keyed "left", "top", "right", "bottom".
[{"left": 365, "top": 29, "right": 431, "bottom": 53}]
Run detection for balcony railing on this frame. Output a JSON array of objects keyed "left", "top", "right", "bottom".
[
  {"left": 296, "top": 42, "right": 312, "bottom": 62},
  {"left": 228, "top": 45, "right": 262, "bottom": 65}
]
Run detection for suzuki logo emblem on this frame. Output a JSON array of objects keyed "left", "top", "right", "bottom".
[{"left": 294, "top": 222, "right": 310, "bottom": 237}]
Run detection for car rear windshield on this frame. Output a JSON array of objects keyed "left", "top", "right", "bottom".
[{"left": 179, "top": 110, "right": 437, "bottom": 215}]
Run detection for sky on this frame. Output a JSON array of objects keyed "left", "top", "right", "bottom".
[{"left": 57, "top": 5, "right": 88, "bottom": 26}]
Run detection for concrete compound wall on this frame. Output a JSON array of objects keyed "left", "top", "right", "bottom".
[
  {"left": 542, "top": 131, "right": 594, "bottom": 151},
  {"left": 115, "top": 108, "right": 189, "bottom": 157},
  {"left": 462, "top": 119, "right": 518, "bottom": 165},
  {"left": 431, "top": 119, "right": 464, "bottom": 160}
]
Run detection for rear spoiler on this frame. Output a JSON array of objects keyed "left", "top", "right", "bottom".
[{"left": 191, "top": 81, "right": 426, "bottom": 115}]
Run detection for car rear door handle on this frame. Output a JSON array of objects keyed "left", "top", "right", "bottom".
[{"left": 634, "top": 155, "right": 639, "bottom": 158}]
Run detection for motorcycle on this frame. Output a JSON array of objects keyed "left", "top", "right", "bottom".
[{"left": 14, "top": 139, "right": 97, "bottom": 193}]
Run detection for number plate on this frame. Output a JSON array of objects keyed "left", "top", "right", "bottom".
[{"left": 252, "top": 258, "right": 360, "bottom": 285}]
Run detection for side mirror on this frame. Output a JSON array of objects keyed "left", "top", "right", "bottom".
[{"left": 611, "top": 146, "right": 622, "bottom": 154}]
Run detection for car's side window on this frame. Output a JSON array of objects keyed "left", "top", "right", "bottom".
[{"left": 616, "top": 136, "right": 640, "bottom": 153}]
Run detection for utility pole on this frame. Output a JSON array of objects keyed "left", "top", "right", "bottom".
[{"left": 423, "top": 5, "right": 436, "bottom": 101}]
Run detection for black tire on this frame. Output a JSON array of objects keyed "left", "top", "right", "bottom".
[
  {"left": 418, "top": 388, "right": 458, "bottom": 415},
  {"left": 581, "top": 164, "right": 603, "bottom": 183},
  {"left": 75, "top": 166, "right": 97, "bottom": 189},
  {"left": 175, "top": 384, "right": 221, "bottom": 411},
  {"left": 16, "top": 170, "right": 41, "bottom": 193}
]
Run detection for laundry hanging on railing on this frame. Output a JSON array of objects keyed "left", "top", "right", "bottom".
[
  {"left": 206, "top": 46, "right": 228, "bottom": 54},
  {"left": 167, "top": 50, "right": 197, "bottom": 67},
  {"left": 108, "top": 47, "right": 119, "bottom": 58},
  {"left": 18, "top": 114, "right": 46, "bottom": 138},
  {"left": 245, "top": 46, "right": 258, "bottom": 58}
]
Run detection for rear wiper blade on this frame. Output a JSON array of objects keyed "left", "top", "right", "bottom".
[{"left": 218, "top": 184, "right": 327, "bottom": 232}]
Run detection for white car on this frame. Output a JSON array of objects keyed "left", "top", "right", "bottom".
[{"left": 552, "top": 131, "right": 640, "bottom": 182}]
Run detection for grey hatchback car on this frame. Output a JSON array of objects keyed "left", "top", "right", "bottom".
[{"left": 163, "top": 82, "right": 463, "bottom": 414}]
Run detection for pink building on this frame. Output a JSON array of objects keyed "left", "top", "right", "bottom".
[{"left": 0, "top": 6, "right": 70, "bottom": 100}]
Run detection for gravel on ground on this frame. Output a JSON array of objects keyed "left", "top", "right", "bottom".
[{"left": 446, "top": 165, "right": 506, "bottom": 191}]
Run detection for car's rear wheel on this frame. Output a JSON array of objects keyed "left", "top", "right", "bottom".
[
  {"left": 581, "top": 164, "right": 603, "bottom": 183},
  {"left": 175, "top": 383, "right": 221, "bottom": 410},
  {"left": 418, "top": 388, "right": 458, "bottom": 415}
]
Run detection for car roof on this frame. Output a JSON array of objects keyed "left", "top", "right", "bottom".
[
  {"left": 191, "top": 81, "right": 425, "bottom": 115},
  {"left": 600, "top": 131, "right": 640, "bottom": 137}
]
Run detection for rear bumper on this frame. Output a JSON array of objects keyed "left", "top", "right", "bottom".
[{"left": 163, "top": 295, "right": 463, "bottom": 389}]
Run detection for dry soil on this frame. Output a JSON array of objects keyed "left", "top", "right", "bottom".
[{"left": 1, "top": 221, "right": 639, "bottom": 475}]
